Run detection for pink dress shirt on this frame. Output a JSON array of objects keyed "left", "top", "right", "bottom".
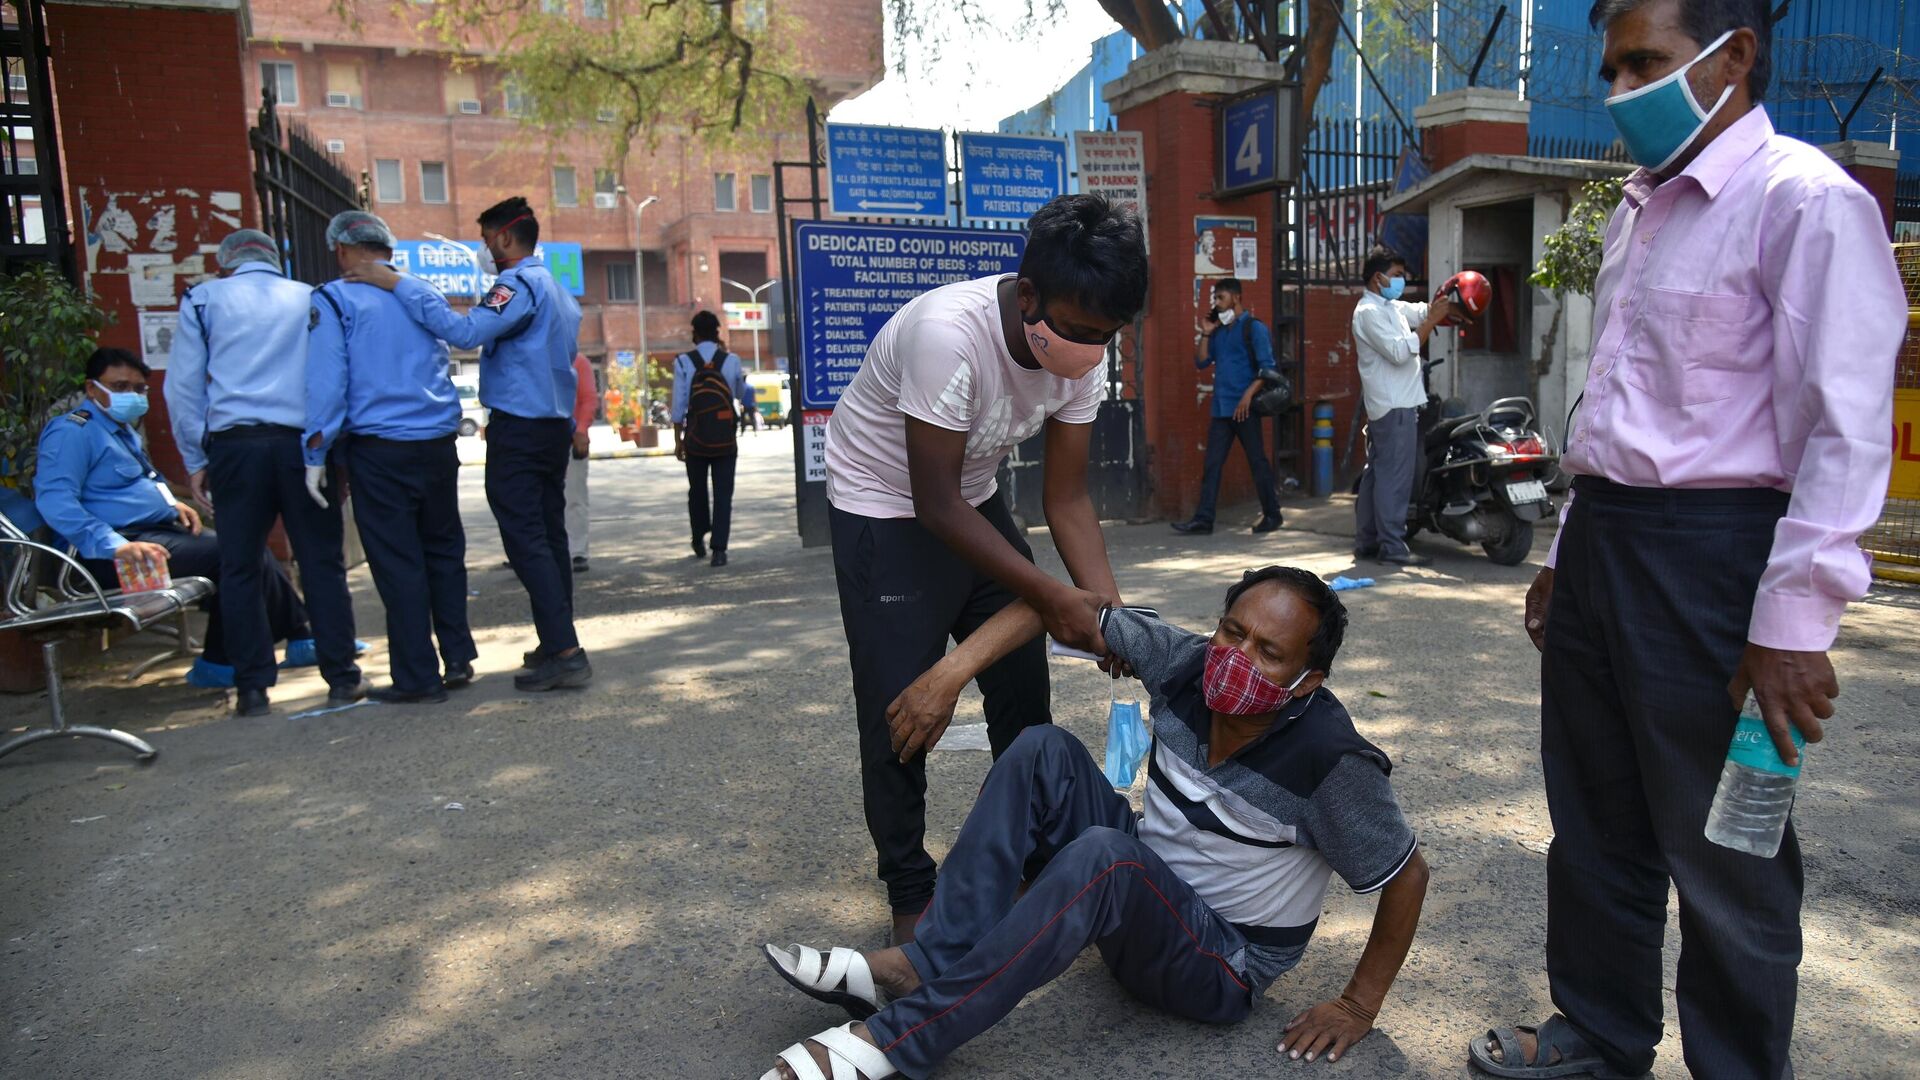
[{"left": 1549, "top": 107, "right": 1903, "bottom": 652}]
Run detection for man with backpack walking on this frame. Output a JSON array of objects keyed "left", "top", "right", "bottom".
[
  {"left": 672, "top": 310, "right": 746, "bottom": 568},
  {"left": 1172, "top": 277, "right": 1284, "bottom": 535}
]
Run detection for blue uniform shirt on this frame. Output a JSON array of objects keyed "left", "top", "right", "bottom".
[
  {"left": 391, "top": 255, "right": 581, "bottom": 422},
  {"left": 166, "top": 261, "right": 314, "bottom": 473},
  {"left": 670, "top": 342, "right": 748, "bottom": 424},
  {"left": 1197, "top": 314, "right": 1275, "bottom": 419},
  {"left": 304, "top": 273, "right": 463, "bottom": 465},
  {"left": 33, "top": 400, "right": 178, "bottom": 559}
]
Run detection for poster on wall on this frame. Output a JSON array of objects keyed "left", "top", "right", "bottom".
[
  {"left": 1072, "top": 131, "right": 1149, "bottom": 247},
  {"left": 1232, "top": 236, "right": 1259, "bottom": 281},
  {"left": 1194, "top": 216, "right": 1256, "bottom": 278},
  {"left": 138, "top": 311, "right": 177, "bottom": 370}
]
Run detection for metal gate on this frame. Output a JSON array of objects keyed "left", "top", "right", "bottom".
[
  {"left": 773, "top": 101, "right": 1151, "bottom": 546},
  {"left": 250, "top": 87, "right": 359, "bottom": 287},
  {"left": 0, "top": 0, "right": 72, "bottom": 281}
]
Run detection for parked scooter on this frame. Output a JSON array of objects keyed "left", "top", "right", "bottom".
[{"left": 1407, "top": 358, "right": 1558, "bottom": 565}]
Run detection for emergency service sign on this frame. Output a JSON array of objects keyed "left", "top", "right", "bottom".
[{"left": 793, "top": 220, "right": 1027, "bottom": 409}]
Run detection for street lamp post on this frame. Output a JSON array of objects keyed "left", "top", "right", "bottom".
[
  {"left": 720, "top": 276, "right": 775, "bottom": 370},
  {"left": 617, "top": 188, "right": 660, "bottom": 413}
]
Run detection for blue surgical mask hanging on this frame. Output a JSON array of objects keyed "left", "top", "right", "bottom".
[
  {"left": 1604, "top": 29, "right": 1737, "bottom": 172},
  {"left": 1379, "top": 275, "right": 1406, "bottom": 301},
  {"left": 92, "top": 380, "right": 149, "bottom": 425},
  {"left": 1103, "top": 682, "right": 1150, "bottom": 789}
]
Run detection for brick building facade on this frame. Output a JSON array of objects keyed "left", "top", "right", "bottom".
[{"left": 243, "top": 0, "right": 883, "bottom": 381}]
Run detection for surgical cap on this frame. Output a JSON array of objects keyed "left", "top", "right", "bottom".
[
  {"left": 215, "top": 229, "right": 280, "bottom": 270},
  {"left": 326, "top": 210, "right": 395, "bottom": 251}
]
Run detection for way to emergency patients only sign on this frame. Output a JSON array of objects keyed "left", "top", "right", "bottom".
[
  {"left": 793, "top": 220, "right": 1027, "bottom": 410},
  {"left": 958, "top": 132, "right": 1066, "bottom": 221}
]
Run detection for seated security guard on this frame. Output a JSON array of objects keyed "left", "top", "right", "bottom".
[
  {"left": 34, "top": 348, "right": 313, "bottom": 685},
  {"left": 758, "top": 567, "right": 1429, "bottom": 1080}
]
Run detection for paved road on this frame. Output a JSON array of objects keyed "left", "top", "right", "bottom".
[{"left": 4, "top": 432, "right": 1915, "bottom": 1078}]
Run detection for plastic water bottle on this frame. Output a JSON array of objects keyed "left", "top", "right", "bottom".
[{"left": 1703, "top": 693, "right": 1805, "bottom": 858}]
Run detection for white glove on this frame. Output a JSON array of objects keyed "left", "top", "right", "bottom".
[{"left": 304, "top": 465, "right": 330, "bottom": 509}]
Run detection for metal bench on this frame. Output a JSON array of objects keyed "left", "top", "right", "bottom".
[{"left": 0, "top": 511, "right": 214, "bottom": 762}]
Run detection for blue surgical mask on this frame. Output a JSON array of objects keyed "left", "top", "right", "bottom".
[
  {"left": 1604, "top": 29, "right": 1736, "bottom": 172},
  {"left": 1380, "top": 275, "right": 1406, "bottom": 301},
  {"left": 92, "top": 380, "right": 149, "bottom": 425}
]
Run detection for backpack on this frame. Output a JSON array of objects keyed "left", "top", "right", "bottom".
[{"left": 683, "top": 350, "right": 738, "bottom": 457}]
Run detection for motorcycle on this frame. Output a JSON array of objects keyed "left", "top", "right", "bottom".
[{"left": 1406, "top": 358, "right": 1558, "bottom": 566}]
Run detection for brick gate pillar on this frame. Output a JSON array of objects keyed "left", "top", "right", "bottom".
[
  {"left": 47, "top": 0, "right": 259, "bottom": 482},
  {"left": 1107, "top": 40, "right": 1282, "bottom": 522}
]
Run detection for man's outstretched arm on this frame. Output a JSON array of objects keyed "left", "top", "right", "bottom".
[
  {"left": 886, "top": 599, "right": 1052, "bottom": 762},
  {"left": 1278, "top": 848, "right": 1430, "bottom": 1064}
]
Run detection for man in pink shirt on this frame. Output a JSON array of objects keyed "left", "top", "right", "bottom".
[
  {"left": 1468, "top": 3, "right": 1903, "bottom": 1080},
  {"left": 565, "top": 353, "right": 596, "bottom": 575}
]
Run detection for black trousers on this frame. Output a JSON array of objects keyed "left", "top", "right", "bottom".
[
  {"left": 345, "top": 435, "right": 476, "bottom": 694},
  {"left": 485, "top": 411, "right": 577, "bottom": 654},
  {"left": 686, "top": 453, "right": 737, "bottom": 552},
  {"left": 205, "top": 427, "right": 360, "bottom": 691},
  {"left": 1543, "top": 477, "right": 1799, "bottom": 1080},
  {"left": 830, "top": 493, "right": 1051, "bottom": 914},
  {"left": 84, "top": 523, "right": 309, "bottom": 667},
  {"left": 1191, "top": 415, "right": 1280, "bottom": 525}
]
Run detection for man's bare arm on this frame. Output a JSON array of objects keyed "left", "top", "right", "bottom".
[
  {"left": 887, "top": 600, "right": 1053, "bottom": 762},
  {"left": 1278, "top": 849, "right": 1430, "bottom": 1063}
]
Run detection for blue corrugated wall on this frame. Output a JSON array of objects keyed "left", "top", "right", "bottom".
[{"left": 1002, "top": 1, "right": 1920, "bottom": 174}]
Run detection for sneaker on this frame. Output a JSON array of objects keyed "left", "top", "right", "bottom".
[
  {"left": 1251, "top": 515, "right": 1283, "bottom": 534},
  {"left": 442, "top": 661, "right": 475, "bottom": 689},
  {"left": 572, "top": 556, "right": 590, "bottom": 575},
  {"left": 1170, "top": 519, "right": 1214, "bottom": 535},
  {"left": 514, "top": 649, "right": 592, "bottom": 692},
  {"left": 187, "top": 657, "right": 236, "bottom": 688},
  {"left": 1375, "top": 548, "right": 1433, "bottom": 567}
]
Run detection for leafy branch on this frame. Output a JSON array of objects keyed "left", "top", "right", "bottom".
[
  {"left": 0, "top": 266, "right": 107, "bottom": 493},
  {"left": 1531, "top": 178, "right": 1622, "bottom": 297}
]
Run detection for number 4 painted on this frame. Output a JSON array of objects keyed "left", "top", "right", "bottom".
[{"left": 1235, "top": 122, "right": 1262, "bottom": 177}]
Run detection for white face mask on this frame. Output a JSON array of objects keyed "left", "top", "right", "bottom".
[
  {"left": 477, "top": 243, "right": 499, "bottom": 278},
  {"left": 1217, "top": 308, "right": 1236, "bottom": 325}
]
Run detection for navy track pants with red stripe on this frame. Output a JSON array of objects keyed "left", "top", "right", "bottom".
[{"left": 865, "top": 726, "right": 1256, "bottom": 1078}]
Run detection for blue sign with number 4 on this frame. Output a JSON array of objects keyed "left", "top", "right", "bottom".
[{"left": 1219, "top": 85, "right": 1295, "bottom": 194}]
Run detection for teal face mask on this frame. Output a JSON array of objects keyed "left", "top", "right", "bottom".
[
  {"left": 1379, "top": 275, "right": 1406, "bottom": 301},
  {"left": 92, "top": 380, "right": 149, "bottom": 425},
  {"left": 1604, "top": 29, "right": 1736, "bottom": 172}
]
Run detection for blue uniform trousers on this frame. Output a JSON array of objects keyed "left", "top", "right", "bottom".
[
  {"left": 865, "top": 727, "right": 1257, "bottom": 1079},
  {"left": 343, "top": 435, "right": 475, "bottom": 694},
  {"left": 205, "top": 426, "right": 361, "bottom": 692},
  {"left": 484, "top": 411, "right": 577, "bottom": 654}
]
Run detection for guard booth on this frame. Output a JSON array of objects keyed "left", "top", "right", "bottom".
[{"left": 773, "top": 103, "right": 1150, "bottom": 547}]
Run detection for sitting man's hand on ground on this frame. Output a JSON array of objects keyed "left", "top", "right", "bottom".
[
  {"left": 887, "top": 660, "right": 963, "bottom": 763},
  {"left": 1279, "top": 993, "right": 1376, "bottom": 1064}
]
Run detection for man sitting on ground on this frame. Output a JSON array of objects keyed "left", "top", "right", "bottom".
[{"left": 758, "top": 567, "right": 1428, "bottom": 1079}]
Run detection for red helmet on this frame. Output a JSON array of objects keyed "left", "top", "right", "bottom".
[{"left": 1438, "top": 270, "right": 1491, "bottom": 326}]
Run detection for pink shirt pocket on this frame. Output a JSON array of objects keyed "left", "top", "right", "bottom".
[{"left": 1624, "top": 287, "right": 1769, "bottom": 408}]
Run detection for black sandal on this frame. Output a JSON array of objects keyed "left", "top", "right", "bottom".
[{"left": 1468, "top": 1015, "right": 1640, "bottom": 1078}]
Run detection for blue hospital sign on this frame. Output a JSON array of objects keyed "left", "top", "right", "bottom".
[
  {"left": 958, "top": 132, "right": 1066, "bottom": 221},
  {"left": 794, "top": 220, "right": 1025, "bottom": 409},
  {"left": 825, "top": 123, "right": 948, "bottom": 219}
]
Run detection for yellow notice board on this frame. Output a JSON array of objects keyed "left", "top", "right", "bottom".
[{"left": 1896, "top": 389, "right": 1920, "bottom": 500}]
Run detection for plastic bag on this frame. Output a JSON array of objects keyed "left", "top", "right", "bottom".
[{"left": 1103, "top": 692, "right": 1150, "bottom": 789}]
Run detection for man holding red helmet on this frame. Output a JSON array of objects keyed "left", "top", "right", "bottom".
[{"left": 1349, "top": 248, "right": 1456, "bottom": 567}]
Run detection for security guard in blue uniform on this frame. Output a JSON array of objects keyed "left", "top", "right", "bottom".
[
  {"left": 35, "top": 348, "right": 312, "bottom": 685},
  {"left": 349, "top": 196, "right": 590, "bottom": 692},
  {"left": 305, "top": 211, "right": 476, "bottom": 705},
  {"left": 166, "top": 229, "right": 363, "bottom": 715}
]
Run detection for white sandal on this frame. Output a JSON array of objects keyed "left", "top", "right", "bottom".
[
  {"left": 763, "top": 943, "right": 881, "bottom": 1019},
  {"left": 759, "top": 1022, "right": 898, "bottom": 1080}
]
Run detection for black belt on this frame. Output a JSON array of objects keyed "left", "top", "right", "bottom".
[
  {"left": 1572, "top": 475, "right": 1790, "bottom": 511},
  {"left": 1233, "top": 918, "right": 1317, "bottom": 948},
  {"left": 208, "top": 423, "right": 300, "bottom": 442},
  {"left": 349, "top": 432, "right": 457, "bottom": 446}
]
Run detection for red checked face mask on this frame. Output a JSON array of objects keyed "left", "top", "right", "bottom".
[{"left": 1202, "top": 644, "right": 1311, "bottom": 716}]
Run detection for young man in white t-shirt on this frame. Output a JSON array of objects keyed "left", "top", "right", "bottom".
[{"left": 823, "top": 193, "right": 1149, "bottom": 945}]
